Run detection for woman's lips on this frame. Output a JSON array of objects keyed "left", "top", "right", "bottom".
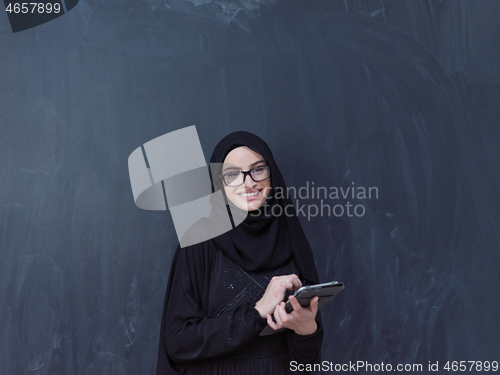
[{"left": 238, "top": 189, "right": 262, "bottom": 201}]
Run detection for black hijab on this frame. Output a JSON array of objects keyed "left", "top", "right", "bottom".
[{"left": 208, "top": 131, "right": 319, "bottom": 284}]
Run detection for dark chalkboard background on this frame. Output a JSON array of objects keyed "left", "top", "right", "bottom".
[{"left": 1, "top": 0, "right": 499, "bottom": 374}]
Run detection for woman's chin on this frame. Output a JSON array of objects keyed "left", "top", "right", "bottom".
[{"left": 247, "top": 201, "right": 267, "bottom": 212}]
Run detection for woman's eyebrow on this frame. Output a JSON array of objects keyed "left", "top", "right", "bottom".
[
  {"left": 249, "top": 160, "right": 266, "bottom": 167},
  {"left": 223, "top": 160, "right": 266, "bottom": 172}
]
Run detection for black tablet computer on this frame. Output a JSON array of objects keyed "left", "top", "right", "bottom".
[{"left": 259, "top": 281, "right": 344, "bottom": 336}]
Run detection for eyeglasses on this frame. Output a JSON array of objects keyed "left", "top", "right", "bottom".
[{"left": 222, "top": 165, "right": 271, "bottom": 187}]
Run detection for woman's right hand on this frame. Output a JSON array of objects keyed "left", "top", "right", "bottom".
[{"left": 254, "top": 274, "right": 302, "bottom": 318}]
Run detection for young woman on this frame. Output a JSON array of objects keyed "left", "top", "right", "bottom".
[{"left": 156, "top": 131, "right": 323, "bottom": 374}]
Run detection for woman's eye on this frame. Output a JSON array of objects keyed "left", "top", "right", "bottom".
[
  {"left": 253, "top": 167, "right": 264, "bottom": 174},
  {"left": 227, "top": 172, "right": 240, "bottom": 178}
]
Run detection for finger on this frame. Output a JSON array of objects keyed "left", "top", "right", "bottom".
[
  {"left": 288, "top": 295, "right": 302, "bottom": 312},
  {"left": 273, "top": 304, "right": 283, "bottom": 327},
  {"left": 279, "top": 281, "right": 294, "bottom": 294},
  {"left": 295, "top": 276, "right": 303, "bottom": 289},
  {"left": 276, "top": 302, "right": 289, "bottom": 324},
  {"left": 289, "top": 275, "right": 302, "bottom": 290},
  {"left": 267, "top": 314, "right": 278, "bottom": 330},
  {"left": 310, "top": 296, "right": 319, "bottom": 314}
]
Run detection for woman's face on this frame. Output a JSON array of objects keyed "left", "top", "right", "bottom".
[{"left": 222, "top": 146, "right": 271, "bottom": 211}]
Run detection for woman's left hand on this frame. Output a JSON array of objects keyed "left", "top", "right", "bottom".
[{"left": 266, "top": 295, "right": 319, "bottom": 336}]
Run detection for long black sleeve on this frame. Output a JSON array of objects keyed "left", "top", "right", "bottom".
[
  {"left": 158, "top": 241, "right": 267, "bottom": 366},
  {"left": 287, "top": 312, "right": 324, "bottom": 364},
  {"left": 156, "top": 229, "right": 324, "bottom": 375}
]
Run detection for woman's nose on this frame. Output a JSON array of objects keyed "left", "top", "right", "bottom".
[{"left": 243, "top": 174, "right": 257, "bottom": 188}]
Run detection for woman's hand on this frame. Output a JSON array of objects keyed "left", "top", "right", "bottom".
[
  {"left": 254, "top": 274, "right": 302, "bottom": 318},
  {"left": 266, "top": 295, "right": 319, "bottom": 336}
]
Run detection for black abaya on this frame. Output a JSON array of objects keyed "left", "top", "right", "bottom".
[{"left": 156, "top": 234, "right": 323, "bottom": 375}]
